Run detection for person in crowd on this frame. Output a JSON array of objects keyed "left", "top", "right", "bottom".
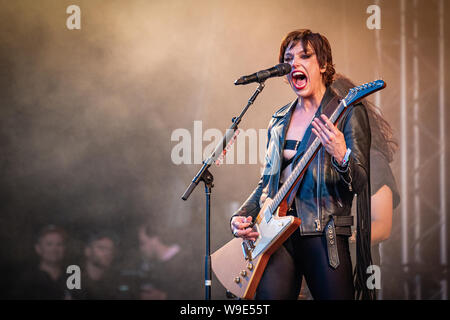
[
  {"left": 119, "top": 222, "right": 199, "bottom": 300},
  {"left": 13, "top": 224, "right": 71, "bottom": 299},
  {"left": 72, "top": 230, "right": 123, "bottom": 299}
]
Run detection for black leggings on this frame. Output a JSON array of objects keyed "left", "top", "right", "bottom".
[{"left": 255, "top": 227, "right": 354, "bottom": 300}]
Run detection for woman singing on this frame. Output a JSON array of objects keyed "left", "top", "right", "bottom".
[{"left": 230, "top": 29, "right": 374, "bottom": 300}]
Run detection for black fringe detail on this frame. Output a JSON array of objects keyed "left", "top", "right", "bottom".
[{"left": 354, "top": 167, "right": 377, "bottom": 300}]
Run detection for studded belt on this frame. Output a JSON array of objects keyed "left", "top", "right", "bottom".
[{"left": 325, "top": 215, "right": 353, "bottom": 269}]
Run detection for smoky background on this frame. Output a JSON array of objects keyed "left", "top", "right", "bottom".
[{"left": 0, "top": 0, "right": 449, "bottom": 299}]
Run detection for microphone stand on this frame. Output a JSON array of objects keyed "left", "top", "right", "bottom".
[{"left": 181, "top": 81, "right": 265, "bottom": 300}]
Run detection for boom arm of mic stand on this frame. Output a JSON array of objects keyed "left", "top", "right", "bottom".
[{"left": 181, "top": 81, "right": 265, "bottom": 201}]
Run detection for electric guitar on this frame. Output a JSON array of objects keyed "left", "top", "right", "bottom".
[{"left": 211, "top": 80, "right": 386, "bottom": 299}]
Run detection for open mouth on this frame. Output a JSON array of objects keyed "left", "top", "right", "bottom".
[{"left": 291, "top": 70, "right": 307, "bottom": 90}]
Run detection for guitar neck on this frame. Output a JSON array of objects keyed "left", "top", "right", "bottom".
[{"left": 264, "top": 99, "right": 348, "bottom": 222}]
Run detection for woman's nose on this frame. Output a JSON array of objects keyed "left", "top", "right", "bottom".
[{"left": 289, "top": 58, "right": 300, "bottom": 69}]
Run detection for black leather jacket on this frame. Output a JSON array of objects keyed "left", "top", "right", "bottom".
[{"left": 232, "top": 86, "right": 371, "bottom": 236}]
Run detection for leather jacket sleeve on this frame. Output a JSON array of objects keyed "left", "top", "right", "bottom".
[{"left": 333, "top": 102, "right": 371, "bottom": 195}]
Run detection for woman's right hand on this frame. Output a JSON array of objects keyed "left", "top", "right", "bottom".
[{"left": 230, "top": 216, "right": 259, "bottom": 242}]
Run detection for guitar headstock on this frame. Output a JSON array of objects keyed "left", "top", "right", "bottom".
[{"left": 343, "top": 80, "right": 386, "bottom": 106}]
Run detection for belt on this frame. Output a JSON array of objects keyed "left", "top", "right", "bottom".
[{"left": 287, "top": 200, "right": 353, "bottom": 269}]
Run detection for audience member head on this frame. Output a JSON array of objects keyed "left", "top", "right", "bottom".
[
  {"left": 84, "top": 231, "right": 117, "bottom": 270},
  {"left": 34, "top": 224, "right": 67, "bottom": 266}
]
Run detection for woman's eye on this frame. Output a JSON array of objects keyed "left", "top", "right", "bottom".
[{"left": 301, "top": 54, "right": 311, "bottom": 59}]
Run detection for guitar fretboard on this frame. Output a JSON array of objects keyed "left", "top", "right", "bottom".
[{"left": 264, "top": 100, "right": 347, "bottom": 222}]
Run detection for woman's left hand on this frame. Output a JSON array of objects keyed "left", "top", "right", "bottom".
[{"left": 311, "top": 114, "right": 347, "bottom": 163}]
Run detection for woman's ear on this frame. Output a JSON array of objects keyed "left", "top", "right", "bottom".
[{"left": 320, "top": 64, "right": 327, "bottom": 74}]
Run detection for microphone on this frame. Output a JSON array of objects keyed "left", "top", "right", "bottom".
[{"left": 234, "top": 63, "right": 291, "bottom": 85}]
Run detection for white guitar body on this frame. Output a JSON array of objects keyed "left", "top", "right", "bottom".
[
  {"left": 211, "top": 198, "right": 301, "bottom": 299},
  {"left": 248, "top": 205, "right": 295, "bottom": 259}
]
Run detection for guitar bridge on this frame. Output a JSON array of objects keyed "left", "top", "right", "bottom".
[
  {"left": 241, "top": 240, "right": 254, "bottom": 261},
  {"left": 315, "top": 219, "right": 321, "bottom": 231}
]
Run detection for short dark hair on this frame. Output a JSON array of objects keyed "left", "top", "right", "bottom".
[
  {"left": 36, "top": 224, "right": 67, "bottom": 243},
  {"left": 279, "top": 29, "right": 335, "bottom": 87},
  {"left": 85, "top": 230, "right": 119, "bottom": 247}
]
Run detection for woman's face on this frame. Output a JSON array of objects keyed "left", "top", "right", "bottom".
[{"left": 283, "top": 40, "right": 326, "bottom": 99}]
